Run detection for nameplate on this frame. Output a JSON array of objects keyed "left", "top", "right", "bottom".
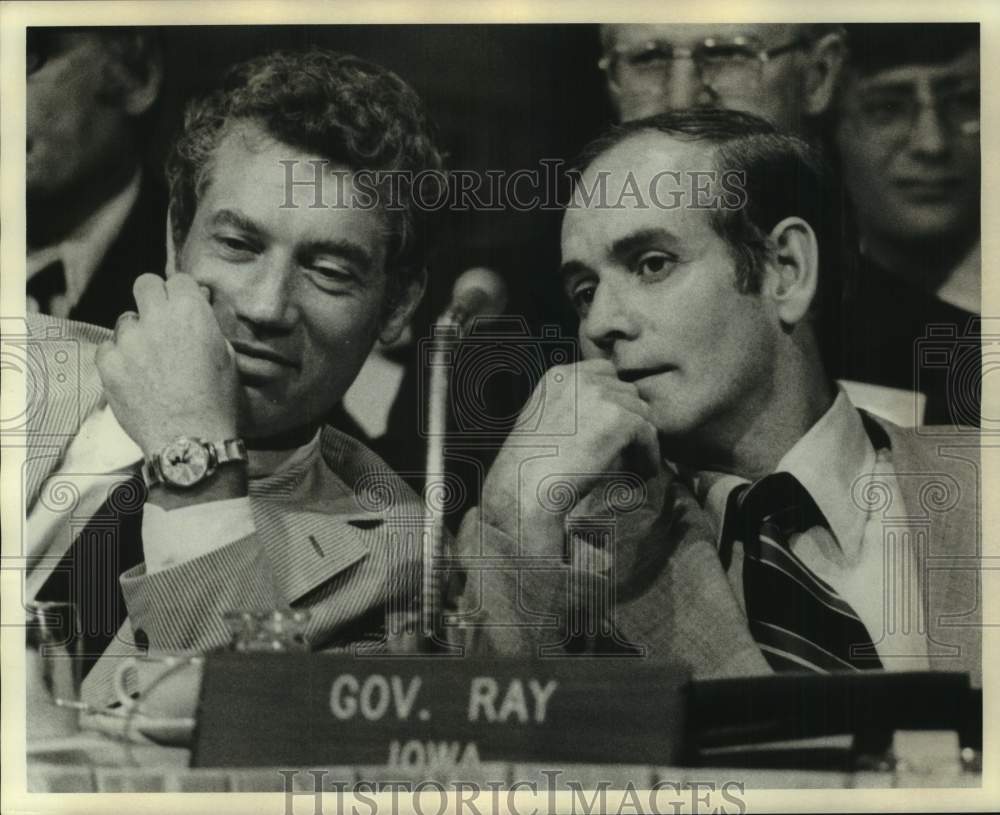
[{"left": 193, "top": 654, "right": 689, "bottom": 768}]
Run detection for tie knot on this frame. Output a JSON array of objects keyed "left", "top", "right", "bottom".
[
  {"left": 726, "top": 472, "right": 828, "bottom": 549},
  {"left": 734, "top": 470, "right": 882, "bottom": 673}
]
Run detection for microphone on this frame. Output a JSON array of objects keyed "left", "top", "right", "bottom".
[
  {"left": 392, "top": 267, "right": 508, "bottom": 654},
  {"left": 443, "top": 267, "right": 508, "bottom": 328}
]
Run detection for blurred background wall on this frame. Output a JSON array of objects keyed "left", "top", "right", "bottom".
[{"left": 151, "top": 24, "right": 612, "bottom": 336}]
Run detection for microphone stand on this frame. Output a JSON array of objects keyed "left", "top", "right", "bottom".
[
  {"left": 393, "top": 268, "right": 506, "bottom": 655},
  {"left": 413, "top": 309, "right": 464, "bottom": 654}
]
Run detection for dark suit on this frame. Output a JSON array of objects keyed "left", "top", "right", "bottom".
[
  {"left": 454, "top": 416, "right": 981, "bottom": 686},
  {"left": 829, "top": 255, "right": 980, "bottom": 427},
  {"left": 66, "top": 173, "right": 168, "bottom": 329}
]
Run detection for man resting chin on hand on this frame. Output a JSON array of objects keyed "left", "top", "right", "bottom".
[{"left": 24, "top": 48, "right": 445, "bottom": 711}]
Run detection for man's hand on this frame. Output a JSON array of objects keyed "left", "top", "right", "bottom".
[
  {"left": 96, "top": 274, "right": 240, "bottom": 457},
  {"left": 480, "top": 359, "right": 660, "bottom": 554}
]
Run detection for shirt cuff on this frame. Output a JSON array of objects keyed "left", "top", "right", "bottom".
[{"left": 141, "top": 497, "right": 256, "bottom": 574}]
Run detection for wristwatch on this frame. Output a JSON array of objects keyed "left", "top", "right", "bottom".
[{"left": 142, "top": 437, "right": 248, "bottom": 490}]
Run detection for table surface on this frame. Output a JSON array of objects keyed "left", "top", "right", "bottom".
[{"left": 24, "top": 730, "right": 981, "bottom": 793}]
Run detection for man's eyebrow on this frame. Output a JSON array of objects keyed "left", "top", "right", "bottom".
[
  {"left": 208, "top": 209, "right": 376, "bottom": 273},
  {"left": 932, "top": 74, "right": 979, "bottom": 90},
  {"left": 559, "top": 228, "right": 681, "bottom": 283},
  {"left": 861, "top": 76, "right": 978, "bottom": 96},
  {"left": 209, "top": 208, "right": 264, "bottom": 235},
  {"left": 559, "top": 259, "right": 594, "bottom": 283},
  {"left": 610, "top": 228, "right": 680, "bottom": 260}
]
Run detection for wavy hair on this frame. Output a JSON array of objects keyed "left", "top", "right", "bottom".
[{"left": 165, "top": 49, "right": 445, "bottom": 303}]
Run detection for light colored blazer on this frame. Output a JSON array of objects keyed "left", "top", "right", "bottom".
[
  {"left": 454, "top": 416, "right": 981, "bottom": 686},
  {"left": 20, "top": 316, "right": 426, "bottom": 706}
]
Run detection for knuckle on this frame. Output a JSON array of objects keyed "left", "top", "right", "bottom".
[
  {"left": 547, "top": 363, "right": 569, "bottom": 382},
  {"left": 588, "top": 401, "right": 619, "bottom": 430},
  {"left": 626, "top": 412, "right": 646, "bottom": 433},
  {"left": 610, "top": 403, "right": 630, "bottom": 426}
]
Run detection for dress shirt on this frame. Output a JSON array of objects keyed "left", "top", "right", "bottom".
[
  {"left": 27, "top": 171, "right": 141, "bottom": 317},
  {"left": 342, "top": 340, "right": 407, "bottom": 439},
  {"left": 690, "top": 391, "right": 930, "bottom": 671},
  {"left": 27, "top": 401, "right": 319, "bottom": 597}
]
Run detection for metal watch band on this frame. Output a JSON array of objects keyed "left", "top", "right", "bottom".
[
  {"left": 142, "top": 437, "right": 247, "bottom": 489},
  {"left": 141, "top": 457, "right": 164, "bottom": 489},
  {"left": 216, "top": 438, "right": 248, "bottom": 466}
]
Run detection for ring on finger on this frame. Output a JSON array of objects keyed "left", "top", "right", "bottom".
[{"left": 114, "top": 310, "right": 140, "bottom": 339}]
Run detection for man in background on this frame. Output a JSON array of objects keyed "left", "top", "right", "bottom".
[
  {"left": 833, "top": 23, "right": 980, "bottom": 426},
  {"left": 598, "top": 23, "right": 844, "bottom": 134},
  {"left": 26, "top": 27, "right": 166, "bottom": 327}
]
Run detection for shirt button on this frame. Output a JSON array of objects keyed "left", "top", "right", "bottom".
[{"left": 134, "top": 628, "right": 150, "bottom": 650}]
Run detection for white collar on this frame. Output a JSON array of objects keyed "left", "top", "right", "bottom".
[
  {"left": 27, "top": 171, "right": 142, "bottom": 304},
  {"left": 693, "top": 390, "right": 876, "bottom": 559},
  {"left": 774, "top": 389, "right": 876, "bottom": 558}
]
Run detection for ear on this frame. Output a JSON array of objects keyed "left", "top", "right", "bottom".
[
  {"left": 802, "top": 31, "right": 846, "bottom": 116},
  {"left": 763, "top": 217, "right": 819, "bottom": 327},
  {"left": 599, "top": 27, "right": 625, "bottom": 118},
  {"left": 378, "top": 267, "right": 426, "bottom": 345},
  {"left": 120, "top": 39, "right": 163, "bottom": 117},
  {"left": 605, "top": 79, "right": 624, "bottom": 120}
]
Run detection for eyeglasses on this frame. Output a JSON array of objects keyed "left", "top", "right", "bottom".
[
  {"left": 849, "top": 81, "right": 980, "bottom": 140},
  {"left": 599, "top": 36, "right": 809, "bottom": 97}
]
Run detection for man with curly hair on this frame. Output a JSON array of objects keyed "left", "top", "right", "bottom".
[{"left": 25, "top": 49, "right": 445, "bottom": 710}]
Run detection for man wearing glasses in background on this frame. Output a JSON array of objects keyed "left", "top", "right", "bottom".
[
  {"left": 598, "top": 22, "right": 982, "bottom": 430},
  {"left": 833, "top": 24, "right": 981, "bottom": 427},
  {"left": 598, "top": 23, "right": 845, "bottom": 134}
]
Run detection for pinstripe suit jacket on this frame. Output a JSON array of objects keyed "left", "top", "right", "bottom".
[
  {"left": 455, "top": 417, "right": 981, "bottom": 686},
  {"left": 20, "top": 315, "right": 425, "bottom": 707}
]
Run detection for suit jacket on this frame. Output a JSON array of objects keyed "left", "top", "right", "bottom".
[
  {"left": 67, "top": 173, "right": 168, "bottom": 329},
  {"left": 828, "top": 254, "right": 980, "bottom": 426},
  {"left": 454, "top": 415, "right": 981, "bottom": 686},
  {"left": 21, "top": 315, "right": 426, "bottom": 707}
]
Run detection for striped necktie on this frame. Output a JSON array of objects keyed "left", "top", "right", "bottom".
[{"left": 722, "top": 471, "right": 882, "bottom": 673}]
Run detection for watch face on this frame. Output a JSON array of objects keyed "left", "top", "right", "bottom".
[{"left": 160, "top": 438, "right": 210, "bottom": 488}]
